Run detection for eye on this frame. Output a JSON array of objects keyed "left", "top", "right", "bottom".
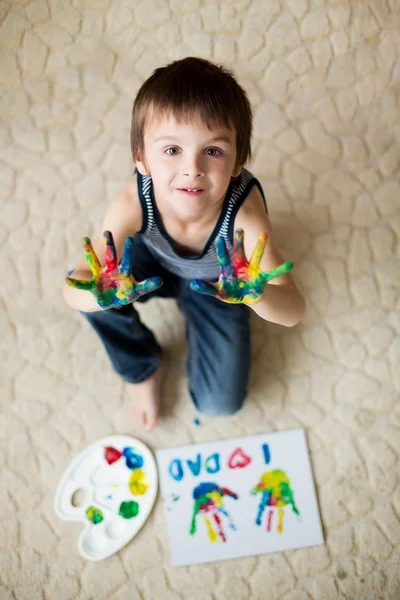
[
  {"left": 205, "top": 147, "right": 222, "bottom": 157},
  {"left": 165, "top": 147, "right": 180, "bottom": 155}
]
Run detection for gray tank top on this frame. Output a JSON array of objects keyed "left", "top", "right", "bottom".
[{"left": 136, "top": 168, "right": 267, "bottom": 281}]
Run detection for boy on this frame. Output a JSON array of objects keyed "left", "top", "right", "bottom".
[{"left": 63, "top": 57, "right": 305, "bottom": 431}]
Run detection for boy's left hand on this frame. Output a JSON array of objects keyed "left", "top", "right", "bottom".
[{"left": 189, "top": 229, "right": 293, "bottom": 305}]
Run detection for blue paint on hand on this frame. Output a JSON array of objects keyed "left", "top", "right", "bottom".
[{"left": 194, "top": 418, "right": 201, "bottom": 426}]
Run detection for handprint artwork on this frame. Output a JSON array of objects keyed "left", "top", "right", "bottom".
[
  {"left": 189, "top": 482, "right": 239, "bottom": 543},
  {"left": 157, "top": 430, "right": 323, "bottom": 567},
  {"left": 251, "top": 470, "right": 300, "bottom": 533},
  {"left": 66, "top": 231, "right": 163, "bottom": 308},
  {"left": 190, "top": 229, "right": 293, "bottom": 304}
]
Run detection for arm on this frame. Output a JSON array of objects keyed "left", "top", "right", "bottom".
[
  {"left": 62, "top": 175, "right": 143, "bottom": 312},
  {"left": 234, "top": 185, "right": 305, "bottom": 326}
]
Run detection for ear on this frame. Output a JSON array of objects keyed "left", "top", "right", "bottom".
[{"left": 135, "top": 148, "right": 150, "bottom": 176}]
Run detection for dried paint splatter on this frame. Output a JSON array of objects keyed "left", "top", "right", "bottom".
[
  {"left": 190, "top": 482, "right": 239, "bottom": 543},
  {"left": 251, "top": 470, "right": 300, "bottom": 533}
]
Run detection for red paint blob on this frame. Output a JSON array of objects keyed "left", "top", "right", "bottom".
[
  {"left": 227, "top": 447, "right": 252, "bottom": 469},
  {"left": 104, "top": 446, "right": 122, "bottom": 465}
]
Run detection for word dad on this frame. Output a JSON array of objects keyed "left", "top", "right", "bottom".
[{"left": 169, "top": 444, "right": 271, "bottom": 482}]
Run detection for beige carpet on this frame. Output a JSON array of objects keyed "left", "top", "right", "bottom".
[{"left": 1, "top": 1, "right": 399, "bottom": 599}]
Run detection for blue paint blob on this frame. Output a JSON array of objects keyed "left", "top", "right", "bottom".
[
  {"left": 193, "top": 482, "right": 219, "bottom": 499},
  {"left": 187, "top": 454, "right": 202, "bottom": 477},
  {"left": 194, "top": 418, "right": 201, "bottom": 426},
  {"left": 123, "top": 447, "right": 144, "bottom": 470},
  {"left": 169, "top": 459, "right": 184, "bottom": 482},
  {"left": 205, "top": 453, "right": 221, "bottom": 474},
  {"left": 262, "top": 443, "right": 271, "bottom": 464}
]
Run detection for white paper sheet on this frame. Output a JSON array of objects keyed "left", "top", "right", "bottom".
[{"left": 156, "top": 428, "right": 324, "bottom": 566}]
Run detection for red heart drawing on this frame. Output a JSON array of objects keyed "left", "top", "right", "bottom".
[
  {"left": 227, "top": 447, "right": 252, "bottom": 469},
  {"left": 104, "top": 446, "right": 122, "bottom": 465}
]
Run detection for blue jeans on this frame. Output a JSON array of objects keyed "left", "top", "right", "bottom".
[{"left": 81, "top": 235, "right": 251, "bottom": 416}]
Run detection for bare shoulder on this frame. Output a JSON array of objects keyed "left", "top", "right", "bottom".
[
  {"left": 235, "top": 182, "right": 273, "bottom": 237},
  {"left": 235, "top": 182, "right": 293, "bottom": 286},
  {"left": 103, "top": 172, "right": 142, "bottom": 234}
]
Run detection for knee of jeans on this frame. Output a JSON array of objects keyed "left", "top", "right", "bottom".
[{"left": 191, "top": 388, "right": 246, "bottom": 417}]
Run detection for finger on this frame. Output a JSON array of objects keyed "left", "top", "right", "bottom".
[
  {"left": 215, "top": 236, "right": 232, "bottom": 276},
  {"left": 262, "top": 261, "right": 293, "bottom": 283},
  {"left": 120, "top": 236, "right": 134, "bottom": 276},
  {"left": 189, "top": 279, "right": 219, "bottom": 296},
  {"left": 233, "top": 229, "right": 246, "bottom": 267},
  {"left": 65, "top": 276, "right": 94, "bottom": 291},
  {"left": 82, "top": 237, "right": 102, "bottom": 278},
  {"left": 134, "top": 276, "right": 163, "bottom": 298},
  {"left": 249, "top": 232, "right": 268, "bottom": 269},
  {"left": 103, "top": 231, "right": 118, "bottom": 272}
]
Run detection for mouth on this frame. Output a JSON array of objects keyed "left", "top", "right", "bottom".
[{"left": 177, "top": 187, "right": 206, "bottom": 196}]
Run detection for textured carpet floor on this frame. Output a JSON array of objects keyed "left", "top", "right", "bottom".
[{"left": 0, "top": 1, "right": 399, "bottom": 599}]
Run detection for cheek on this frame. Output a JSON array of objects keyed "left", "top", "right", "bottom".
[
  {"left": 215, "top": 157, "right": 235, "bottom": 174},
  {"left": 150, "top": 158, "right": 174, "bottom": 180},
  {"left": 213, "top": 162, "right": 235, "bottom": 185}
]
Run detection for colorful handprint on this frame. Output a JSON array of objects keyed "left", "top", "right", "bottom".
[
  {"left": 66, "top": 231, "right": 163, "bottom": 309},
  {"left": 251, "top": 470, "right": 300, "bottom": 533},
  {"left": 189, "top": 482, "right": 238, "bottom": 543},
  {"left": 190, "top": 229, "right": 293, "bottom": 304}
]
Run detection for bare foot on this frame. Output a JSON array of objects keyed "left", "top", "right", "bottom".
[{"left": 127, "top": 354, "right": 165, "bottom": 431}]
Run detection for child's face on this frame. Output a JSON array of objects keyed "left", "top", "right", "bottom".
[{"left": 135, "top": 113, "right": 241, "bottom": 222}]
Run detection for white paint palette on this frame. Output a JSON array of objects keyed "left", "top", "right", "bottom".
[{"left": 54, "top": 435, "right": 158, "bottom": 561}]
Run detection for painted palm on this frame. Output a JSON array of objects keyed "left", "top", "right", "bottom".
[
  {"left": 189, "top": 482, "right": 239, "bottom": 543},
  {"left": 190, "top": 229, "right": 293, "bottom": 305},
  {"left": 251, "top": 470, "right": 300, "bottom": 533},
  {"left": 66, "top": 231, "right": 163, "bottom": 309}
]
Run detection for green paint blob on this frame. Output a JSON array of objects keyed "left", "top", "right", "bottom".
[
  {"left": 119, "top": 500, "right": 139, "bottom": 519},
  {"left": 86, "top": 506, "right": 104, "bottom": 524}
]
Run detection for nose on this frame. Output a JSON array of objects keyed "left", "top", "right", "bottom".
[{"left": 182, "top": 154, "right": 205, "bottom": 178}]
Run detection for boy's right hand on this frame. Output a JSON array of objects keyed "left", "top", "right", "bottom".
[{"left": 65, "top": 231, "right": 163, "bottom": 309}]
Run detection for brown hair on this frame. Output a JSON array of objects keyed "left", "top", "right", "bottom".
[{"left": 130, "top": 57, "right": 253, "bottom": 171}]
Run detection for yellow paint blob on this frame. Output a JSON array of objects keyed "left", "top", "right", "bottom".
[{"left": 128, "top": 469, "right": 149, "bottom": 495}]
